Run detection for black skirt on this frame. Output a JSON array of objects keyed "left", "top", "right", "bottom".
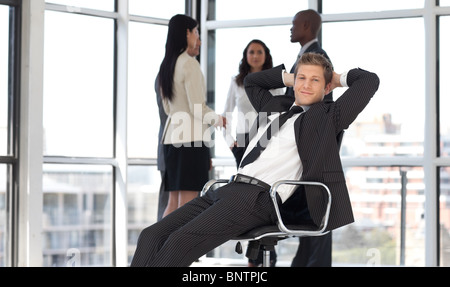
[{"left": 163, "top": 142, "right": 211, "bottom": 192}]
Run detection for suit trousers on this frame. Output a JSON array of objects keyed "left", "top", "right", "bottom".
[
  {"left": 291, "top": 232, "right": 332, "bottom": 267},
  {"left": 130, "top": 182, "right": 277, "bottom": 267}
]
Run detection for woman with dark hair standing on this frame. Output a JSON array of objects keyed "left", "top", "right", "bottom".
[
  {"left": 222, "top": 39, "right": 284, "bottom": 168},
  {"left": 159, "top": 14, "right": 225, "bottom": 217}
]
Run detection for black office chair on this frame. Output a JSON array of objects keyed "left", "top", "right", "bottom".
[{"left": 200, "top": 179, "right": 332, "bottom": 267}]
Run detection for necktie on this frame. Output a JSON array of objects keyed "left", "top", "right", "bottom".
[{"left": 239, "top": 105, "right": 303, "bottom": 168}]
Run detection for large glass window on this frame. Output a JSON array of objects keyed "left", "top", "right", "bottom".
[
  {"left": 42, "top": 164, "right": 112, "bottom": 267},
  {"left": 126, "top": 165, "right": 160, "bottom": 263},
  {"left": 129, "top": 0, "right": 185, "bottom": 18},
  {"left": 41, "top": 1, "right": 190, "bottom": 268},
  {"left": 207, "top": 0, "right": 433, "bottom": 266},
  {"left": 213, "top": 0, "right": 308, "bottom": 20},
  {"left": 440, "top": 16, "right": 450, "bottom": 157},
  {"left": 5, "top": 0, "right": 446, "bottom": 267},
  {"left": 127, "top": 22, "right": 167, "bottom": 158},
  {"left": 0, "top": 5, "right": 8, "bottom": 156},
  {"left": 440, "top": 0, "right": 450, "bottom": 7},
  {"left": 322, "top": 18, "right": 425, "bottom": 158},
  {"left": 213, "top": 18, "right": 426, "bottom": 159},
  {"left": 337, "top": 166, "right": 424, "bottom": 266},
  {"left": 45, "top": 0, "right": 115, "bottom": 11},
  {"left": 126, "top": 2, "right": 190, "bottom": 265},
  {"left": 43, "top": 11, "right": 114, "bottom": 158},
  {"left": 322, "top": 0, "right": 423, "bottom": 13}
]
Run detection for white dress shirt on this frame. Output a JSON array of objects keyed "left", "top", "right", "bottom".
[{"left": 238, "top": 105, "right": 307, "bottom": 203}]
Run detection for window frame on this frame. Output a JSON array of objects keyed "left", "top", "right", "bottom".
[{"left": 0, "top": 0, "right": 20, "bottom": 268}]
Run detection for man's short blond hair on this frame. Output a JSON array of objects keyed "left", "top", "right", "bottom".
[{"left": 294, "top": 52, "right": 333, "bottom": 85}]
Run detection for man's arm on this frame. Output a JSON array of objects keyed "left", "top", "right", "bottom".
[
  {"left": 332, "top": 68, "right": 380, "bottom": 132},
  {"left": 329, "top": 71, "right": 344, "bottom": 91},
  {"left": 244, "top": 64, "right": 287, "bottom": 113}
]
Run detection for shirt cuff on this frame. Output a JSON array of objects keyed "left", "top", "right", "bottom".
[
  {"left": 281, "top": 69, "right": 287, "bottom": 86},
  {"left": 340, "top": 71, "right": 349, "bottom": 87}
]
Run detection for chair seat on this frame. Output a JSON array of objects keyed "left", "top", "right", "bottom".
[
  {"left": 233, "top": 224, "right": 319, "bottom": 240},
  {"left": 201, "top": 178, "right": 332, "bottom": 266}
]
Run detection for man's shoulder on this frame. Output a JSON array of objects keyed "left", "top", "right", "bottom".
[
  {"left": 305, "top": 43, "right": 332, "bottom": 62},
  {"left": 260, "top": 96, "right": 294, "bottom": 113}
]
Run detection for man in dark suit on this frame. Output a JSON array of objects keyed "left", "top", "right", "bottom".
[
  {"left": 286, "top": 10, "right": 332, "bottom": 101},
  {"left": 287, "top": 9, "right": 335, "bottom": 267},
  {"left": 130, "top": 52, "right": 379, "bottom": 267}
]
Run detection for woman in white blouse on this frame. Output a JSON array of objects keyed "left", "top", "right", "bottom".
[
  {"left": 159, "top": 14, "right": 225, "bottom": 217},
  {"left": 222, "top": 39, "right": 284, "bottom": 168}
]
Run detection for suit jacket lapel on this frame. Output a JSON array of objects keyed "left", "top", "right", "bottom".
[{"left": 294, "top": 112, "right": 304, "bottom": 157}]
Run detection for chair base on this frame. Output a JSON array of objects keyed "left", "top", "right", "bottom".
[{"left": 235, "top": 237, "right": 285, "bottom": 267}]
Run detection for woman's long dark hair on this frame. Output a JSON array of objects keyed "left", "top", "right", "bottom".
[
  {"left": 235, "top": 39, "right": 273, "bottom": 87},
  {"left": 159, "top": 14, "right": 198, "bottom": 101}
]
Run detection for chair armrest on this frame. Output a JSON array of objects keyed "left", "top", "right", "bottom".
[
  {"left": 200, "top": 179, "right": 229, "bottom": 196},
  {"left": 270, "top": 180, "right": 332, "bottom": 237}
]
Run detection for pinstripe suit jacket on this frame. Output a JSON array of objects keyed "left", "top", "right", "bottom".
[{"left": 244, "top": 64, "right": 380, "bottom": 231}]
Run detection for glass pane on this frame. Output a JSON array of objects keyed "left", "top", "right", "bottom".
[
  {"left": 440, "top": 16, "right": 450, "bottom": 157},
  {"left": 322, "top": 0, "right": 423, "bottom": 13},
  {"left": 43, "top": 11, "right": 114, "bottom": 157},
  {"left": 335, "top": 166, "right": 424, "bottom": 266},
  {"left": 45, "top": 0, "right": 114, "bottom": 11},
  {"left": 214, "top": 0, "right": 308, "bottom": 20},
  {"left": 0, "top": 6, "right": 8, "bottom": 156},
  {"left": 128, "top": 23, "right": 167, "bottom": 158},
  {"left": 129, "top": 0, "right": 185, "bottom": 18},
  {"left": 42, "top": 164, "right": 113, "bottom": 267},
  {"left": 0, "top": 164, "right": 6, "bottom": 267},
  {"left": 322, "top": 18, "right": 425, "bottom": 157},
  {"left": 441, "top": 166, "right": 450, "bottom": 266},
  {"left": 440, "top": 0, "right": 450, "bottom": 6},
  {"left": 213, "top": 26, "right": 300, "bottom": 158},
  {"left": 127, "top": 165, "right": 161, "bottom": 264}
]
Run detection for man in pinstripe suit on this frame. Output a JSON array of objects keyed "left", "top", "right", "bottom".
[
  {"left": 130, "top": 52, "right": 379, "bottom": 267},
  {"left": 250, "top": 9, "right": 335, "bottom": 268},
  {"left": 287, "top": 9, "right": 335, "bottom": 267}
]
